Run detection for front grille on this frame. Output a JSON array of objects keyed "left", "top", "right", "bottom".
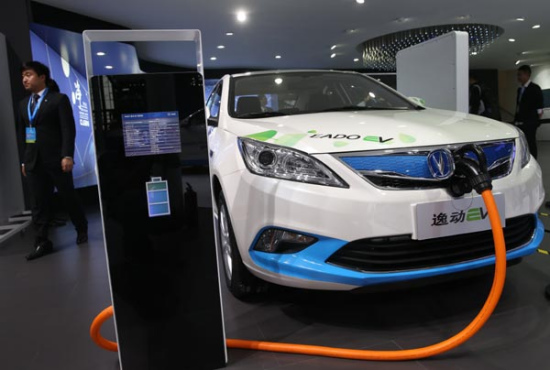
[
  {"left": 337, "top": 140, "right": 515, "bottom": 190},
  {"left": 364, "top": 163, "right": 510, "bottom": 190},
  {"left": 326, "top": 215, "right": 536, "bottom": 273}
]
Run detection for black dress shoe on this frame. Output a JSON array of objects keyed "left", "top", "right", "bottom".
[
  {"left": 545, "top": 201, "right": 550, "bottom": 208},
  {"left": 26, "top": 239, "right": 53, "bottom": 261},
  {"left": 76, "top": 229, "right": 88, "bottom": 245}
]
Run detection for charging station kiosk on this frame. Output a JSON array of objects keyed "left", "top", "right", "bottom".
[{"left": 83, "top": 30, "right": 226, "bottom": 370}]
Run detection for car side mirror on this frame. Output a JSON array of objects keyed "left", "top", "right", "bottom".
[{"left": 408, "top": 97, "right": 426, "bottom": 107}]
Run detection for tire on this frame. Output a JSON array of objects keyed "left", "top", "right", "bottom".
[{"left": 217, "top": 192, "right": 265, "bottom": 299}]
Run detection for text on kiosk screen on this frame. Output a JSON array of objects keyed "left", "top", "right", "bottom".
[{"left": 121, "top": 111, "right": 181, "bottom": 157}]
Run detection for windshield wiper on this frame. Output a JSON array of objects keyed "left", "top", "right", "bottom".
[
  {"left": 318, "top": 106, "right": 411, "bottom": 112},
  {"left": 236, "top": 111, "right": 289, "bottom": 119}
]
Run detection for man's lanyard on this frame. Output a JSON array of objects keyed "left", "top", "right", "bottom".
[{"left": 27, "top": 88, "right": 49, "bottom": 126}]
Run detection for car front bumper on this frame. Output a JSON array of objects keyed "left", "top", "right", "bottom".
[{"left": 221, "top": 154, "right": 544, "bottom": 290}]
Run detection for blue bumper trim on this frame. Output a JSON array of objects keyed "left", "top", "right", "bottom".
[{"left": 249, "top": 215, "right": 543, "bottom": 287}]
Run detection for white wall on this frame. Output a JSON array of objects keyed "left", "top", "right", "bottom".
[
  {"left": 396, "top": 31, "right": 469, "bottom": 113},
  {"left": 532, "top": 65, "right": 550, "bottom": 89}
]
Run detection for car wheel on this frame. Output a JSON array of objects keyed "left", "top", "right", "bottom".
[{"left": 218, "top": 192, "right": 265, "bottom": 299}]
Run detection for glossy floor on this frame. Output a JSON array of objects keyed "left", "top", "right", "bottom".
[{"left": 2, "top": 144, "right": 550, "bottom": 370}]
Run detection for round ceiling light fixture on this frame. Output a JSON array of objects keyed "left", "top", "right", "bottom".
[
  {"left": 359, "top": 23, "right": 504, "bottom": 71},
  {"left": 236, "top": 10, "right": 247, "bottom": 23}
]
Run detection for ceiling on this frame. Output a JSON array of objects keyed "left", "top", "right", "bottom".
[{"left": 35, "top": 0, "right": 550, "bottom": 71}]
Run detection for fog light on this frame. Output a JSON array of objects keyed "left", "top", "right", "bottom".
[{"left": 253, "top": 229, "right": 317, "bottom": 254}]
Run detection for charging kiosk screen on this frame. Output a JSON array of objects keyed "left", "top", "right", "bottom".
[{"left": 90, "top": 72, "right": 225, "bottom": 370}]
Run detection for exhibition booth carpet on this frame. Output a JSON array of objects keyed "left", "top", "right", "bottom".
[{"left": 2, "top": 144, "right": 550, "bottom": 369}]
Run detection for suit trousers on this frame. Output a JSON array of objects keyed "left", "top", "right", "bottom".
[
  {"left": 26, "top": 160, "right": 88, "bottom": 239},
  {"left": 517, "top": 123, "right": 539, "bottom": 159}
]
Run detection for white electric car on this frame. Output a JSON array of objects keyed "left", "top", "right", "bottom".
[{"left": 205, "top": 70, "right": 544, "bottom": 299}]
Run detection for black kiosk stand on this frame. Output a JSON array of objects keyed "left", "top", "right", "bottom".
[{"left": 84, "top": 30, "right": 226, "bottom": 370}]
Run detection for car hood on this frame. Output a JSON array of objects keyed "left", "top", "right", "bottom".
[{"left": 228, "top": 108, "right": 519, "bottom": 154}]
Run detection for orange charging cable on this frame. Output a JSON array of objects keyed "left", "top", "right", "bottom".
[{"left": 91, "top": 190, "right": 506, "bottom": 361}]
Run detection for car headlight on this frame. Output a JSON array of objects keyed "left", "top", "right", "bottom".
[
  {"left": 238, "top": 137, "right": 349, "bottom": 188},
  {"left": 518, "top": 129, "right": 531, "bottom": 168}
]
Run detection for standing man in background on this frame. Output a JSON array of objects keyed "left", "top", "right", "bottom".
[
  {"left": 18, "top": 61, "right": 88, "bottom": 261},
  {"left": 515, "top": 65, "right": 544, "bottom": 159},
  {"left": 469, "top": 73, "right": 485, "bottom": 116}
]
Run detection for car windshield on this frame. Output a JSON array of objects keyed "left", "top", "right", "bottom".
[{"left": 229, "top": 71, "right": 419, "bottom": 119}]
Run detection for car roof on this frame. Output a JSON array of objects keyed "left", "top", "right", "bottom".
[{"left": 230, "top": 69, "right": 363, "bottom": 78}]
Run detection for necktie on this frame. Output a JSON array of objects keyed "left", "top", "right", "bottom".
[
  {"left": 518, "top": 86, "right": 526, "bottom": 102},
  {"left": 30, "top": 94, "right": 40, "bottom": 113}
]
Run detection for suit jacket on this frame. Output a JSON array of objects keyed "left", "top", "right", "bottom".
[
  {"left": 18, "top": 90, "right": 76, "bottom": 171},
  {"left": 515, "top": 82, "right": 544, "bottom": 125}
]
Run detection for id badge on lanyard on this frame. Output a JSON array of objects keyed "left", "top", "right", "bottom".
[
  {"left": 26, "top": 127, "right": 36, "bottom": 143},
  {"left": 26, "top": 89, "right": 48, "bottom": 144}
]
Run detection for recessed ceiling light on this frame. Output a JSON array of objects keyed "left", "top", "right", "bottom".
[
  {"left": 345, "top": 28, "right": 359, "bottom": 34},
  {"left": 330, "top": 53, "right": 336, "bottom": 58},
  {"left": 331, "top": 45, "right": 337, "bottom": 50},
  {"left": 217, "top": 45, "right": 225, "bottom": 49},
  {"left": 533, "top": 24, "right": 541, "bottom": 29},
  {"left": 275, "top": 55, "right": 282, "bottom": 59},
  {"left": 508, "top": 38, "right": 516, "bottom": 42},
  {"left": 226, "top": 32, "right": 234, "bottom": 36},
  {"left": 457, "top": 15, "right": 470, "bottom": 20},
  {"left": 96, "top": 52, "right": 106, "bottom": 56},
  {"left": 210, "top": 57, "right": 217, "bottom": 61},
  {"left": 236, "top": 10, "right": 247, "bottom": 23},
  {"left": 471, "top": 52, "right": 478, "bottom": 55},
  {"left": 354, "top": 58, "right": 360, "bottom": 62},
  {"left": 516, "top": 17, "right": 525, "bottom": 21},
  {"left": 356, "top": 0, "right": 365, "bottom": 4},
  {"left": 105, "top": 65, "right": 113, "bottom": 69},
  {"left": 275, "top": 78, "right": 283, "bottom": 85},
  {"left": 515, "top": 60, "right": 521, "bottom": 65}
]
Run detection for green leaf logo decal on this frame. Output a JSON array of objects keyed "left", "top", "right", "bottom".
[
  {"left": 274, "top": 134, "right": 307, "bottom": 147},
  {"left": 334, "top": 141, "right": 349, "bottom": 148},
  {"left": 245, "top": 130, "right": 277, "bottom": 141},
  {"left": 399, "top": 133, "right": 416, "bottom": 143},
  {"left": 308, "top": 130, "right": 317, "bottom": 134},
  {"left": 363, "top": 136, "right": 380, "bottom": 142}
]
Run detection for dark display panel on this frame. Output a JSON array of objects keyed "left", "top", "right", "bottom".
[{"left": 90, "top": 72, "right": 225, "bottom": 370}]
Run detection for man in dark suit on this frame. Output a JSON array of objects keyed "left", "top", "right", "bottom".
[
  {"left": 515, "top": 65, "right": 544, "bottom": 159},
  {"left": 18, "top": 61, "right": 88, "bottom": 261}
]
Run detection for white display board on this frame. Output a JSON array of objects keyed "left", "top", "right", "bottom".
[{"left": 397, "top": 31, "right": 469, "bottom": 113}]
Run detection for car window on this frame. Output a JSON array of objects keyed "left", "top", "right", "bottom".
[
  {"left": 206, "top": 82, "right": 223, "bottom": 119},
  {"left": 229, "top": 72, "right": 418, "bottom": 119}
]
